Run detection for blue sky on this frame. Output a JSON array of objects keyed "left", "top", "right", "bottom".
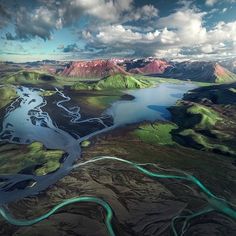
[{"left": 0, "top": 0, "right": 235, "bottom": 62}]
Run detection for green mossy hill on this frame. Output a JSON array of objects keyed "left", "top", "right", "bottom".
[
  {"left": 0, "top": 142, "right": 64, "bottom": 176},
  {"left": 5, "top": 70, "right": 55, "bottom": 84},
  {"left": 94, "top": 74, "right": 152, "bottom": 90},
  {"left": 169, "top": 85, "right": 236, "bottom": 156},
  {"left": 183, "top": 82, "right": 236, "bottom": 105},
  {"left": 170, "top": 103, "right": 223, "bottom": 130},
  {"left": 72, "top": 74, "right": 153, "bottom": 91},
  {"left": 133, "top": 122, "right": 178, "bottom": 146},
  {"left": 0, "top": 85, "right": 18, "bottom": 109},
  {"left": 176, "top": 129, "right": 235, "bottom": 156}
]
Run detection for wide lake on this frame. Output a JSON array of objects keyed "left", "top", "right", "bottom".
[{"left": 105, "top": 83, "right": 197, "bottom": 126}]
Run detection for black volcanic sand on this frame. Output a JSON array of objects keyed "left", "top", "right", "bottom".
[
  {"left": 1, "top": 127, "right": 236, "bottom": 236},
  {"left": 42, "top": 88, "right": 133, "bottom": 138}
]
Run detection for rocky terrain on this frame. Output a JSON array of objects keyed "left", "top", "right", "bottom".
[
  {"left": 151, "top": 61, "right": 236, "bottom": 83},
  {"left": 0, "top": 59, "right": 236, "bottom": 236},
  {"left": 61, "top": 60, "right": 129, "bottom": 78},
  {"left": 122, "top": 59, "right": 170, "bottom": 74},
  {"left": 2, "top": 58, "right": 236, "bottom": 84},
  {"left": 1, "top": 126, "right": 236, "bottom": 236}
]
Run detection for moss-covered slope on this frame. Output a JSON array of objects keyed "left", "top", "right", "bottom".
[
  {"left": 0, "top": 142, "right": 64, "bottom": 176},
  {"left": 72, "top": 73, "right": 153, "bottom": 91},
  {"left": 94, "top": 74, "right": 152, "bottom": 90},
  {"left": 4, "top": 70, "right": 55, "bottom": 85},
  {"left": 133, "top": 123, "right": 177, "bottom": 146},
  {"left": 168, "top": 83, "right": 236, "bottom": 156},
  {"left": 0, "top": 85, "right": 18, "bottom": 109},
  {"left": 133, "top": 82, "right": 236, "bottom": 157}
]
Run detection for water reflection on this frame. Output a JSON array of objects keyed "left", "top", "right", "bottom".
[{"left": 105, "top": 83, "right": 196, "bottom": 125}]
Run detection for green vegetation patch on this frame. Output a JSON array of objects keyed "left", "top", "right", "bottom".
[
  {"left": 0, "top": 142, "right": 64, "bottom": 176},
  {"left": 81, "top": 140, "right": 91, "bottom": 148},
  {"left": 40, "top": 90, "right": 56, "bottom": 97},
  {"left": 94, "top": 74, "right": 153, "bottom": 90},
  {"left": 71, "top": 74, "right": 153, "bottom": 91},
  {"left": 0, "top": 85, "right": 18, "bottom": 109},
  {"left": 187, "top": 104, "right": 223, "bottom": 130},
  {"left": 170, "top": 103, "right": 223, "bottom": 130},
  {"left": 170, "top": 99, "right": 236, "bottom": 156},
  {"left": 86, "top": 94, "right": 120, "bottom": 110},
  {"left": 133, "top": 122, "right": 178, "bottom": 146},
  {"left": 5, "top": 70, "right": 56, "bottom": 85},
  {"left": 71, "top": 81, "right": 92, "bottom": 90},
  {"left": 229, "top": 88, "right": 236, "bottom": 93},
  {"left": 178, "top": 129, "right": 235, "bottom": 156},
  {"left": 215, "top": 73, "right": 236, "bottom": 83}
]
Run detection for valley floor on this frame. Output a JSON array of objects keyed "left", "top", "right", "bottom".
[{"left": 0, "top": 80, "right": 236, "bottom": 236}]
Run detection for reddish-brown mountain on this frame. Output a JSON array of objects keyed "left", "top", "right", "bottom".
[
  {"left": 129, "top": 59, "right": 170, "bottom": 74},
  {"left": 61, "top": 60, "right": 129, "bottom": 78}
]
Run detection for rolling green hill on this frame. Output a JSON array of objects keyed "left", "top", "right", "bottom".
[
  {"left": 94, "top": 74, "right": 152, "bottom": 90},
  {"left": 4, "top": 70, "right": 55, "bottom": 84},
  {"left": 169, "top": 83, "right": 236, "bottom": 156},
  {"left": 72, "top": 73, "right": 153, "bottom": 91},
  {"left": 0, "top": 85, "right": 18, "bottom": 109}
]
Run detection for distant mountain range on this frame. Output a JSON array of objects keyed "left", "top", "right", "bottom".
[
  {"left": 2, "top": 57, "right": 236, "bottom": 83},
  {"left": 56, "top": 58, "right": 236, "bottom": 83},
  {"left": 149, "top": 61, "right": 236, "bottom": 83}
]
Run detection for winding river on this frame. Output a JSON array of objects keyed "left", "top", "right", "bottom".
[{"left": 0, "top": 83, "right": 236, "bottom": 236}]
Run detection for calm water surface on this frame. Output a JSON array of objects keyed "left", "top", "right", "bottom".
[{"left": 105, "top": 83, "right": 197, "bottom": 125}]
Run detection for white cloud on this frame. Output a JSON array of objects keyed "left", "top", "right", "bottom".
[
  {"left": 87, "top": 7, "right": 236, "bottom": 59},
  {"left": 3, "top": 0, "right": 137, "bottom": 40},
  {"left": 158, "top": 28, "right": 179, "bottom": 44},
  {"left": 126, "top": 5, "right": 158, "bottom": 21},
  {"left": 96, "top": 25, "right": 142, "bottom": 43},
  {"left": 13, "top": 6, "right": 59, "bottom": 40},
  {"left": 2, "top": 0, "right": 236, "bottom": 60},
  {"left": 208, "top": 21, "right": 236, "bottom": 43},
  {"left": 201, "top": 44, "right": 213, "bottom": 53},
  {"left": 154, "top": 48, "right": 182, "bottom": 58},
  {"left": 222, "top": 8, "right": 228, "bottom": 13},
  {"left": 158, "top": 9, "right": 207, "bottom": 45},
  {"left": 205, "top": 0, "right": 218, "bottom": 6}
]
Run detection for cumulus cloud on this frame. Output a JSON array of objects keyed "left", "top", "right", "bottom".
[
  {"left": 89, "top": 9, "right": 206, "bottom": 50},
  {"left": 62, "top": 43, "right": 79, "bottom": 53},
  {"left": 11, "top": 6, "right": 61, "bottom": 41},
  {"left": 200, "top": 44, "right": 213, "bottom": 53},
  {"left": 1, "top": 0, "right": 236, "bottom": 60},
  {"left": 125, "top": 4, "right": 159, "bottom": 21},
  {"left": 1, "top": 0, "right": 160, "bottom": 41},
  {"left": 205, "top": 0, "right": 218, "bottom": 6},
  {"left": 81, "top": 7, "right": 236, "bottom": 59},
  {"left": 157, "top": 9, "right": 207, "bottom": 45},
  {"left": 0, "top": 4, "right": 11, "bottom": 28},
  {"left": 96, "top": 25, "right": 142, "bottom": 44}
]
